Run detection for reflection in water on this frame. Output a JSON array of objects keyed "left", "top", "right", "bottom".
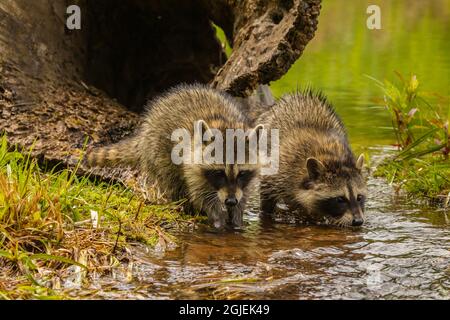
[
  {"left": 87, "top": 151, "right": 449, "bottom": 300},
  {"left": 271, "top": 0, "right": 450, "bottom": 148}
]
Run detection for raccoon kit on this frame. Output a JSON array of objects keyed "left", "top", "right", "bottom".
[
  {"left": 86, "top": 84, "right": 262, "bottom": 229},
  {"left": 258, "top": 90, "right": 367, "bottom": 227}
]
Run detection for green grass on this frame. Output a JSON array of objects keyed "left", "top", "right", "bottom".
[
  {"left": 372, "top": 73, "right": 450, "bottom": 204},
  {"left": 375, "top": 156, "right": 450, "bottom": 203},
  {"left": 0, "top": 136, "right": 195, "bottom": 299},
  {"left": 213, "top": 24, "right": 232, "bottom": 58}
]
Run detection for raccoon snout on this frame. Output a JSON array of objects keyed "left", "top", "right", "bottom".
[
  {"left": 351, "top": 206, "right": 365, "bottom": 226},
  {"left": 352, "top": 217, "right": 364, "bottom": 226},
  {"left": 225, "top": 195, "right": 238, "bottom": 207}
]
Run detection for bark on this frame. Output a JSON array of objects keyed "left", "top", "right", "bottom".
[
  {"left": 0, "top": 0, "right": 321, "bottom": 170},
  {"left": 209, "top": 0, "right": 321, "bottom": 96}
]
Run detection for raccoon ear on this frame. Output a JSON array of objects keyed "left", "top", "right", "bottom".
[
  {"left": 356, "top": 154, "right": 365, "bottom": 171},
  {"left": 306, "top": 157, "right": 326, "bottom": 180}
]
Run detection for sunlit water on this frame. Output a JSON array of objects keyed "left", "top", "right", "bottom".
[{"left": 69, "top": 0, "right": 449, "bottom": 299}]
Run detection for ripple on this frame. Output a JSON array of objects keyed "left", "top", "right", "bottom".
[{"left": 75, "top": 161, "right": 450, "bottom": 300}]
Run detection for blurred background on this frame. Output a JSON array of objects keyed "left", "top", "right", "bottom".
[{"left": 271, "top": 0, "right": 450, "bottom": 149}]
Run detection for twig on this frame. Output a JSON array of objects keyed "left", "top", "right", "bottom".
[{"left": 112, "top": 219, "right": 122, "bottom": 254}]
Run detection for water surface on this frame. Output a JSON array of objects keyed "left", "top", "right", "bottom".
[
  {"left": 88, "top": 153, "right": 450, "bottom": 299},
  {"left": 272, "top": 0, "right": 450, "bottom": 148}
]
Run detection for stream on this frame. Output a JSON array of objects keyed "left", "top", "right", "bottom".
[{"left": 85, "top": 149, "right": 449, "bottom": 300}]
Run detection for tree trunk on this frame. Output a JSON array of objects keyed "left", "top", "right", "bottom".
[{"left": 0, "top": 0, "right": 321, "bottom": 171}]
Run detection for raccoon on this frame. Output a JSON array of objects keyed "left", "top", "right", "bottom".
[
  {"left": 257, "top": 90, "right": 367, "bottom": 227},
  {"left": 86, "top": 84, "right": 262, "bottom": 229}
]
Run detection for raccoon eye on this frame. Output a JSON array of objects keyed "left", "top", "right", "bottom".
[
  {"left": 357, "top": 194, "right": 365, "bottom": 202},
  {"left": 336, "top": 196, "right": 347, "bottom": 204},
  {"left": 203, "top": 169, "right": 227, "bottom": 189},
  {"left": 237, "top": 170, "right": 254, "bottom": 180},
  {"left": 205, "top": 169, "right": 226, "bottom": 179},
  {"left": 237, "top": 170, "right": 255, "bottom": 187}
]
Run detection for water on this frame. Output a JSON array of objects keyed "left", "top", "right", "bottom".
[
  {"left": 73, "top": 0, "right": 450, "bottom": 299},
  {"left": 83, "top": 149, "right": 449, "bottom": 299},
  {"left": 271, "top": 0, "right": 450, "bottom": 148}
]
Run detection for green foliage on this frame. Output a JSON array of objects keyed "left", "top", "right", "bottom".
[
  {"left": 367, "top": 73, "right": 420, "bottom": 147},
  {"left": 375, "top": 157, "right": 450, "bottom": 201},
  {"left": 0, "top": 135, "right": 194, "bottom": 299},
  {"left": 369, "top": 73, "right": 449, "bottom": 159},
  {"left": 372, "top": 73, "right": 450, "bottom": 202},
  {"left": 213, "top": 24, "right": 232, "bottom": 58}
]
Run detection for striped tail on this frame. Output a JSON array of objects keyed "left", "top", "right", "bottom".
[{"left": 85, "top": 137, "right": 140, "bottom": 168}]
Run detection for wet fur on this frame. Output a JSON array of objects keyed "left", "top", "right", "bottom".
[
  {"left": 258, "top": 90, "right": 367, "bottom": 227},
  {"left": 86, "top": 84, "right": 260, "bottom": 229}
]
